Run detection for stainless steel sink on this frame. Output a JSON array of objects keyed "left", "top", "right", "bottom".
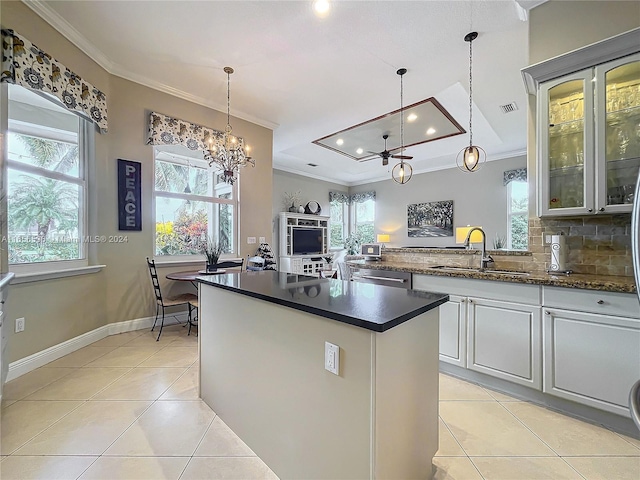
[{"left": 431, "top": 265, "right": 530, "bottom": 276}]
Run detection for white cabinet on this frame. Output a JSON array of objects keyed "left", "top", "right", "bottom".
[
  {"left": 412, "top": 275, "right": 542, "bottom": 387},
  {"left": 438, "top": 295, "right": 467, "bottom": 368},
  {"left": 278, "top": 212, "right": 329, "bottom": 275},
  {"left": 522, "top": 29, "right": 640, "bottom": 217},
  {"left": 542, "top": 287, "right": 640, "bottom": 416},
  {"left": 468, "top": 298, "right": 542, "bottom": 389},
  {"left": 536, "top": 54, "right": 640, "bottom": 216}
]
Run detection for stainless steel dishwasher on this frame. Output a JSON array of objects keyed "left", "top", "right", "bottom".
[{"left": 350, "top": 266, "right": 412, "bottom": 289}]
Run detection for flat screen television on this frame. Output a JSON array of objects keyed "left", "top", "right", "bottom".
[{"left": 292, "top": 227, "right": 323, "bottom": 255}]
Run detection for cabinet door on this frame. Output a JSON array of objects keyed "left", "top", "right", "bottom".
[
  {"left": 467, "top": 298, "right": 542, "bottom": 389},
  {"left": 538, "top": 70, "right": 595, "bottom": 216},
  {"left": 543, "top": 308, "right": 640, "bottom": 416},
  {"left": 439, "top": 295, "right": 467, "bottom": 367},
  {"left": 595, "top": 53, "right": 640, "bottom": 214}
]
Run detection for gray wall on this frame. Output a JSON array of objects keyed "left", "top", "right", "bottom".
[
  {"left": 274, "top": 156, "right": 526, "bottom": 252},
  {"left": 350, "top": 156, "right": 526, "bottom": 248},
  {"left": 272, "top": 169, "right": 347, "bottom": 257}
]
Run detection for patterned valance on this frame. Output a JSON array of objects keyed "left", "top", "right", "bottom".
[
  {"left": 350, "top": 191, "right": 376, "bottom": 203},
  {"left": 147, "top": 111, "right": 233, "bottom": 151},
  {"left": 329, "top": 191, "right": 350, "bottom": 204},
  {"left": 1, "top": 29, "right": 108, "bottom": 133},
  {"left": 504, "top": 168, "right": 527, "bottom": 185}
]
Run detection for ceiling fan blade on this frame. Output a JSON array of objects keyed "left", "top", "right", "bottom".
[{"left": 391, "top": 154, "right": 413, "bottom": 160}]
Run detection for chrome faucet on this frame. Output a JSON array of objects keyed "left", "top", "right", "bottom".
[{"left": 464, "top": 227, "right": 495, "bottom": 271}]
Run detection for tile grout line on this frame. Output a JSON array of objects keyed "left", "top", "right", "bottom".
[{"left": 495, "top": 400, "right": 561, "bottom": 457}]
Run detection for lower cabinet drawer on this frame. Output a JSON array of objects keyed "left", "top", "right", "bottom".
[
  {"left": 543, "top": 308, "right": 640, "bottom": 416},
  {"left": 543, "top": 286, "right": 640, "bottom": 319}
]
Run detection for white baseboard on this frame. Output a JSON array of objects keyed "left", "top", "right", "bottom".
[{"left": 6, "top": 314, "right": 167, "bottom": 382}]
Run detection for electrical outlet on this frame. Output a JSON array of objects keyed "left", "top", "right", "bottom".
[
  {"left": 545, "top": 235, "right": 552, "bottom": 244},
  {"left": 325, "top": 342, "right": 340, "bottom": 375},
  {"left": 247, "top": 237, "right": 256, "bottom": 244},
  {"left": 259, "top": 236, "right": 266, "bottom": 244},
  {"left": 15, "top": 317, "right": 25, "bottom": 333}
]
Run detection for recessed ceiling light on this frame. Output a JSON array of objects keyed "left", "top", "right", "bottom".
[
  {"left": 313, "top": 0, "right": 331, "bottom": 16},
  {"left": 407, "top": 113, "right": 418, "bottom": 122},
  {"left": 356, "top": 148, "right": 363, "bottom": 155},
  {"left": 426, "top": 127, "right": 436, "bottom": 135},
  {"left": 336, "top": 138, "right": 344, "bottom": 146}
]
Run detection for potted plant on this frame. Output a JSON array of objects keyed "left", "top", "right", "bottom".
[
  {"left": 202, "top": 237, "right": 225, "bottom": 272},
  {"left": 344, "top": 234, "right": 361, "bottom": 256}
]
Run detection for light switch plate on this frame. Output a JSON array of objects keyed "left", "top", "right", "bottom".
[
  {"left": 259, "top": 236, "right": 266, "bottom": 243},
  {"left": 247, "top": 237, "right": 256, "bottom": 244}
]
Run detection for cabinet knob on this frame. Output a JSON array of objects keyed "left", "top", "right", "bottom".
[
  {"left": 545, "top": 311, "right": 550, "bottom": 315},
  {"left": 597, "top": 300, "right": 604, "bottom": 305},
  {"left": 599, "top": 207, "right": 605, "bottom": 212},
  {"left": 460, "top": 298, "right": 466, "bottom": 303},
  {"left": 468, "top": 299, "right": 473, "bottom": 303},
  {"left": 588, "top": 208, "right": 593, "bottom": 212}
]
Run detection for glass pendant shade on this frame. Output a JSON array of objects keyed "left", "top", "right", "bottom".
[
  {"left": 457, "top": 31, "right": 486, "bottom": 173},
  {"left": 457, "top": 144, "right": 486, "bottom": 173},
  {"left": 392, "top": 161, "right": 413, "bottom": 184},
  {"left": 203, "top": 67, "right": 254, "bottom": 185}
]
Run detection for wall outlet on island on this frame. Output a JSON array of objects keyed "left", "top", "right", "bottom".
[
  {"left": 545, "top": 235, "right": 552, "bottom": 245},
  {"left": 325, "top": 341, "right": 340, "bottom": 375},
  {"left": 15, "top": 317, "right": 25, "bottom": 333}
]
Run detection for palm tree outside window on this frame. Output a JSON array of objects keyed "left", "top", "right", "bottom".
[{"left": 7, "top": 84, "right": 86, "bottom": 267}]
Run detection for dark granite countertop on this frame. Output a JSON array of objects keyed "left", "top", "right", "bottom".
[
  {"left": 348, "top": 260, "right": 636, "bottom": 294},
  {"left": 197, "top": 270, "right": 448, "bottom": 332}
]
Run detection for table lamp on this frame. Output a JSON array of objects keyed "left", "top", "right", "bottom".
[{"left": 376, "top": 234, "right": 390, "bottom": 248}]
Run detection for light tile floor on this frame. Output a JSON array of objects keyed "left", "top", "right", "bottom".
[{"left": 0, "top": 326, "right": 638, "bottom": 479}]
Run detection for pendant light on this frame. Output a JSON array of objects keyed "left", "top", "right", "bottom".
[
  {"left": 456, "top": 32, "right": 486, "bottom": 173},
  {"left": 392, "top": 68, "right": 413, "bottom": 184}
]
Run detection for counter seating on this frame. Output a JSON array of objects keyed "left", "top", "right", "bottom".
[
  {"left": 146, "top": 257, "right": 198, "bottom": 341},
  {"left": 216, "top": 258, "right": 244, "bottom": 271}
]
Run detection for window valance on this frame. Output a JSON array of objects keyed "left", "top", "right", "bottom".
[
  {"left": 147, "top": 111, "right": 235, "bottom": 152},
  {"left": 329, "top": 191, "right": 350, "bottom": 204},
  {"left": 350, "top": 191, "right": 376, "bottom": 203},
  {"left": 503, "top": 168, "right": 527, "bottom": 185},
  {"left": 1, "top": 29, "right": 108, "bottom": 133}
]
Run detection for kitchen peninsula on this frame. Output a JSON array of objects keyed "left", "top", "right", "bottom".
[{"left": 197, "top": 271, "right": 448, "bottom": 480}]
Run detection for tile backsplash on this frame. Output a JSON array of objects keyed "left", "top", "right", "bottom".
[{"left": 529, "top": 214, "right": 632, "bottom": 276}]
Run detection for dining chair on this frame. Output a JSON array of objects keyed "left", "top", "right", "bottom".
[
  {"left": 146, "top": 257, "right": 198, "bottom": 341},
  {"left": 337, "top": 262, "right": 351, "bottom": 281},
  {"left": 216, "top": 258, "right": 244, "bottom": 271}
]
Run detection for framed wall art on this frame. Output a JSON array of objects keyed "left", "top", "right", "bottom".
[{"left": 407, "top": 200, "right": 453, "bottom": 237}]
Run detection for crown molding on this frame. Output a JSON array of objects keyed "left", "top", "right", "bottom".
[
  {"left": 272, "top": 165, "right": 350, "bottom": 187},
  {"left": 21, "top": 0, "right": 279, "bottom": 131},
  {"left": 22, "top": 0, "right": 116, "bottom": 71}
]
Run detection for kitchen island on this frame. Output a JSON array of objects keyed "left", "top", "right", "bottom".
[{"left": 197, "top": 271, "right": 448, "bottom": 480}]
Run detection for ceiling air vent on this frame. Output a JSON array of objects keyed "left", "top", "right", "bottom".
[
  {"left": 307, "top": 163, "right": 318, "bottom": 167},
  {"left": 499, "top": 102, "right": 518, "bottom": 114}
]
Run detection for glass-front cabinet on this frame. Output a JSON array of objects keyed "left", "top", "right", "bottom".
[{"left": 537, "top": 53, "right": 639, "bottom": 216}]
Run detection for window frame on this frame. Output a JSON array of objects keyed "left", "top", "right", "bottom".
[
  {"left": 152, "top": 148, "right": 239, "bottom": 261},
  {"left": 329, "top": 199, "right": 349, "bottom": 251},
  {"left": 350, "top": 198, "right": 375, "bottom": 244},
  {"left": 507, "top": 180, "right": 529, "bottom": 251},
  {"left": 6, "top": 97, "right": 89, "bottom": 274}
]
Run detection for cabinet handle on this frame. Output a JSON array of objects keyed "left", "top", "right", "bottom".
[
  {"left": 460, "top": 298, "right": 466, "bottom": 303},
  {"left": 597, "top": 300, "right": 604, "bottom": 305},
  {"left": 599, "top": 207, "right": 605, "bottom": 212},
  {"left": 468, "top": 299, "right": 473, "bottom": 303},
  {"left": 588, "top": 208, "right": 593, "bottom": 212},
  {"left": 545, "top": 311, "right": 550, "bottom": 315}
]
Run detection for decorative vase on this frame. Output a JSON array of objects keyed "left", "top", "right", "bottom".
[
  {"left": 288, "top": 203, "right": 297, "bottom": 212},
  {"left": 297, "top": 205, "right": 305, "bottom": 213},
  {"left": 206, "top": 263, "right": 218, "bottom": 272}
]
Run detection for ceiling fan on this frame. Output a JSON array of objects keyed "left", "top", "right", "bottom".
[{"left": 363, "top": 133, "right": 413, "bottom": 166}]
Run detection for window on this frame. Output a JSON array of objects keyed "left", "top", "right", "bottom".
[
  {"left": 7, "top": 84, "right": 87, "bottom": 268},
  {"left": 352, "top": 198, "right": 375, "bottom": 244},
  {"left": 154, "top": 147, "right": 237, "bottom": 258},
  {"left": 507, "top": 180, "right": 528, "bottom": 250},
  {"left": 329, "top": 198, "right": 348, "bottom": 249}
]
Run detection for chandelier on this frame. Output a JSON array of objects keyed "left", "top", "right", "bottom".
[
  {"left": 203, "top": 66, "right": 254, "bottom": 185},
  {"left": 456, "top": 32, "right": 486, "bottom": 173}
]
